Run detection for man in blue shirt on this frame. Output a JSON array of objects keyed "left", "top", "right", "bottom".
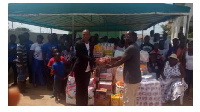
[
  {"left": 52, "top": 52, "right": 67, "bottom": 103},
  {"left": 23, "top": 32, "right": 33, "bottom": 83},
  {"left": 8, "top": 34, "right": 18, "bottom": 86},
  {"left": 52, "top": 33, "right": 59, "bottom": 47},
  {"left": 166, "top": 38, "right": 179, "bottom": 60},
  {"left": 42, "top": 34, "right": 58, "bottom": 90}
]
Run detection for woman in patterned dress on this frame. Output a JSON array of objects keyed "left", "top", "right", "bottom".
[{"left": 159, "top": 53, "right": 188, "bottom": 104}]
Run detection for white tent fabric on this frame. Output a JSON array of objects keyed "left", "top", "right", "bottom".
[{"left": 171, "top": 3, "right": 192, "bottom": 39}]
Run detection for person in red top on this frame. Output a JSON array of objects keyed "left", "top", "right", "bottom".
[
  {"left": 151, "top": 43, "right": 164, "bottom": 61},
  {"left": 47, "top": 48, "right": 67, "bottom": 75},
  {"left": 47, "top": 48, "right": 67, "bottom": 98}
]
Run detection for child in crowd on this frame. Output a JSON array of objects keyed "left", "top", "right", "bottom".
[
  {"left": 147, "top": 53, "right": 164, "bottom": 79},
  {"left": 151, "top": 43, "right": 165, "bottom": 61},
  {"left": 48, "top": 48, "right": 67, "bottom": 98},
  {"left": 16, "top": 34, "right": 28, "bottom": 93},
  {"left": 52, "top": 53, "right": 68, "bottom": 103}
]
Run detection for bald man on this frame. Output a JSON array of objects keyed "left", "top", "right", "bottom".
[
  {"left": 106, "top": 31, "right": 141, "bottom": 106},
  {"left": 73, "top": 29, "right": 95, "bottom": 106}
]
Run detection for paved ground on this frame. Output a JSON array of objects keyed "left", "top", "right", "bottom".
[
  {"left": 8, "top": 81, "right": 193, "bottom": 106},
  {"left": 8, "top": 70, "right": 192, "bottom": 106}
]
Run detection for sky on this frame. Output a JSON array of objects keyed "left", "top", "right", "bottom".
[{"left": 8, "top": 20, "right": 168, "bottom": 35}]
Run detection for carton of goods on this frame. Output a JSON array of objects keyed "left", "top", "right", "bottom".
[
  {"left": 111, "top": 94, "right": 123, "bottom": 106},
  {"left": 104, "top": 50, "right": 114, "bottom": 57},
  {"left": 106, "top": 68, "right": 114, "bottom": 74},
  {"left": 100, "top": 73, "right": 113, "bottom": 81},
  {"left": 98, "top": 81, "right": 113, "bottom": 95},
  {"left": 94, "top": 51, "right": 104, "bottom": 58},
  {"left": 95, "top": 96, "right": 111, "bottom": 106},
  {"left": 95, "top": 88, "right": 107, "bottom": 99},
  {"left": 115, "top": 81, "right": 124, "bottom": 95}
]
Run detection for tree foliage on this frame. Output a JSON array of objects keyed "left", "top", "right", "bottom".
[
  {"left": 9, "top": 27, "right": 30, "bottom": 32},
  {"left": 161, "top": 23, "right": 171, "bottom": 37}
]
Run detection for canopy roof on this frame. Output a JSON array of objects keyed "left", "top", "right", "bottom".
[{"left": 8, "top": 3, "right": 190, "bottom": 32}]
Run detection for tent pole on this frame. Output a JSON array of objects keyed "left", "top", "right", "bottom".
[
  {"left": 142, "top": 30, "right": 144, "bottom": 38},
  {"left": 50, "top": 28, "right": 52, "bottom": 34},
  {"left": 185, "top": 15, "right": 189, "bottom": 38},
  {"left": 40, "top": 27, "right": 41, "bottom": 33},
  {"left": 72, "top": 15, "right": 75, "bottom": 46},
  {"left": 12, "top": 21, "right": 14, "bottom": 29}
]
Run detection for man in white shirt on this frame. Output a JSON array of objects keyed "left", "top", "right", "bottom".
[
  {"left": 73, "top": 29, "right": 95, "bottom": 106},
  {"left": 149, "top": 30, "right": 154, "bottom": 45}
]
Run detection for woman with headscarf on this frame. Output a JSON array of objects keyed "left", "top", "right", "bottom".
[{"left": 159, "top": 53, "right": 188, "bottom": 104}]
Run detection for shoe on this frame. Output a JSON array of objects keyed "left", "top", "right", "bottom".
[
  {"left": 50, "top": 95, "right": 55, "bottom": 98},
  {"left": 11, "top": 83, "right": 17, "bottom": 87},
  {"left": 55, "top": 100, "right": 59, "bottom": 104}
]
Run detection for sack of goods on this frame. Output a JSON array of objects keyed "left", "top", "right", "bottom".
[
  {"left": 111, "top": 94, "right": 123, "bottom": 106},
  {"left": 115, "top": 81, "right": 124, "bottom": 95},
  {"left": 140, "top": 50, "right": 149, "bottom": 63},
  {"left": 100, "top": 73, "right": 113, "bottom": 81},
  {"left": 66, "top": 76, "right": 95, "bottom": 105},
  {"left": 115, "top": 65, "right": 124, "bottom": 82},
  {"left": 89, "top": 77, "right": 96, "bottom": 87}
]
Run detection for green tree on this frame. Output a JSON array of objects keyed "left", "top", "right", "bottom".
[
  {"left": 161, "top": 23, "right": 171, "bottom": 38},
  {"left": 9, "top": 27, "right": 30, "bottom": 32},
  {"left": 13, "top": 27, "right": 30, "bottom": 32}
]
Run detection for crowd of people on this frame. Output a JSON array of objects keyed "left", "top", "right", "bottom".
[
  {"left": 8, "top": 32, "right": 76, "bottom": 103},
  {"left": 8, "top": 29, "right": 193, "bottom": 105}
]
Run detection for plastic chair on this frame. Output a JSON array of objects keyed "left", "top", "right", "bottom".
[{"left": 179, "top": 78, "right": 185, "bottom": 105}]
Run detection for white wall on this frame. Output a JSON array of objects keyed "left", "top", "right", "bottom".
[{"left": 8, "top": 30, "right": 63, "bottom": 43}]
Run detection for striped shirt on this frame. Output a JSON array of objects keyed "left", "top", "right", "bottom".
[{"left": 16, "top": 44, "right": 27, "bottom": 67}]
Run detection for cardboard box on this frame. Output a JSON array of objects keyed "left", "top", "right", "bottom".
[
  {"left": 95, "top": 96, "right": 111, "bottom": 106},
  {"left": 100, "top": 73, "right": 113, "bottom": 81},
  {"left": 95, "top": 88, "right": 107, "bottom": 99},
  {"left": 98, "top": 81, "right": 113, "bottom": 95}
]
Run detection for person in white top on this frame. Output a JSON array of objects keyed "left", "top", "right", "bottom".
[
  {"left": 29, "top": 35, "right": 45, "bottom": 87},
  {"left": 149, "top": 30, "right": 154, "bottom": 45},
  {"left": 185, "top": 41, "right": 193, "bottom": 100}
]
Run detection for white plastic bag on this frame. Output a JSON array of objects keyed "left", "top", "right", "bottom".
[
  {"left": 140, "top": 50, "right": 149, "bottom": 62},
  {"left": 115, "top": 65, "right": 124, "bottom": 82}
]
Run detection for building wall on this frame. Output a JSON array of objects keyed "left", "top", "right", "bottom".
[{"left": 8, "top": 30, "right": 63, "bottom": 43}]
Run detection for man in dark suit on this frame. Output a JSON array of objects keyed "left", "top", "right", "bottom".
[{"left": 73, "top": 29, "right": 95, "bottom": 106}]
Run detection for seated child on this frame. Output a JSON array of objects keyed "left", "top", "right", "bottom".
[
  {"left": 147, "top": 53, "right": 164, "bottom": 79},
  {"left": 151, "top": 43, "right": 165, "bottom": 61}
]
